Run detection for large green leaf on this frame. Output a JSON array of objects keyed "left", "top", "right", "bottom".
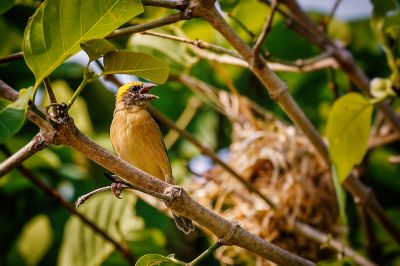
[
  {"left": 80, "top": 39, "right": 117, "bottom": 62},
  {"left": 326, "top": 93, "right": 373, "bottom": 182},
  {"left": 103, "top": 51, "right": 169, "bottom": 84},
  {"left": 58, "top": 192, "right": 143, "bottom": 266},
  {"left": 22, "top": 0, "right": 143, "bottom": 88},
  {"left": 0, "top": 87, "right": 33, "bottom": 144},
  {"left": 135, "top": 254, "right": 182, "bottom": 266}
]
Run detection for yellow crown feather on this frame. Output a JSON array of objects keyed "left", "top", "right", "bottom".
[{"left": 116, "top": 81, "right": 143, "bottom": 102}]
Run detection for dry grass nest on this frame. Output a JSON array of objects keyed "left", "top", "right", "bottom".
[{"left": 186, "top": 93, "right": 340, "bottom": 265}]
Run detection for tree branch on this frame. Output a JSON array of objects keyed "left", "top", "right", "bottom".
[
  {"left": 190, "top": 0, "right": 330, "bottom": 166},
  {"left": 344, "top": 175, "right": 400, "bottom": 245},
  {"left": 0, "top": 51, "right": 23, "bottom": 64},
  {"left": 168, "top": 74, "right": 375, "bottom": 265},
  {"left": 0, "top": 133, "right": 48, "bottom": 177},
  {"left": 278, "top": 0, "right": 400, "bottom": 132},
  {"left": 0, "top": 76, "right": 315, "bottom": 266},
  {"left": 148, "top": 106, "right": 277, "bottom": 209},
  {"left": 143, "top": 30, "right": 338, "bottom": 72},
  {"left": 293, "top": 221, "right": 376, "bottom": 266},
  {"left": 253, "top": 0, "right": 277, "bottom": 56},
  {"left": 107, "top": 11, "right": 192, "bottom": 39},
  {"left": 142, "top": 0, "right": 187, "bottom": 10},
  {"left": 188, "top": 0, "right": 400, "bottom": 247},
  {"left": 164, "top": 97, "right": 202, "bottom": 149}
]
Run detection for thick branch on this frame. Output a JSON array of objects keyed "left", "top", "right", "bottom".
[{"left": 49, "top": 112, "right": 313, "bottom": 265}]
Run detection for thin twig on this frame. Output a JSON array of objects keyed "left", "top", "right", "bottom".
[
  {"left": 141, "top": 30, "right": 241, "bottom": 58},
  {"left": 253, "top": 0, "right": 278, "bottom": 56},
  {"left": 0, "top": 134, "right": 48, "bottom": 177},
  {"left": 75, "top": 186, "right": 119, "bottom": 207},
  {"left": 44, "top": 78, "right": 57, "bottom": 104},
  {"left": 107, "top": 12, "right": 191, "bottom": 39},
  {"left": 0, "top": 51, "right": 23, "bottom": 64},
  {"left": 357, "top": 206, "right": 382, "bottom": 262},
  {"left": 143, "top": 30, "right": 338, "bottom": 72},
  {"left": 148, "top": 106, "right": 277, "bottom": 209},
  {"left": 187, "top": 240, "right": 223, "bottom": 266},
  {"left": 344, "top": 175, "right": 400, "bottom": 245},
  {"left": 0, "top": 145, "right": 137, "bottom": 264},
  {"left": 142, "top": 0, "right": 187, "bottom": 10},
  {"left": 325, "top": 0, "right": 342, "bottom": 28},
  {"left": 293, "top": 221, "right": 376, "bottom": 266},
  {"left": 368, "top": 132, "right": 400, "bottom": 149},
  {"left": 228, "top": 13, "right": 256, "bottom": 39},
  {"left": 44, "top": 78, "right": 59, "bottom": 116},
  {"left": 164, "top": 97, "right": 202, "bottom": 149}
]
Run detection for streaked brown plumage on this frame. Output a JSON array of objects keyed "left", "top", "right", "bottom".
[{"left": 110, "top": 81, "right": 193, "bottom": 234}]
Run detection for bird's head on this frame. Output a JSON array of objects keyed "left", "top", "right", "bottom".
[{"left": 116, "top": 81, "right": 159, "bottom": 108}]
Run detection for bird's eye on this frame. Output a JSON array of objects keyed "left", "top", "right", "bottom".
[{"left": 129, "top": 85, "right": 141, "bottom": 93}]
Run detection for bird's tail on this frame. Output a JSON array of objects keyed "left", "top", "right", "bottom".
[{"left": 172, "top": 212, "right": 194, "bottom": 234}]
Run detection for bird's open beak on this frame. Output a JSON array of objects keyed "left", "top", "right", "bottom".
[{"left": 139, "top": 83, "right": 159, "bottom": 100}]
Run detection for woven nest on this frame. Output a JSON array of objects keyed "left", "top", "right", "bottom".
[{"left": 186, "top": 93, "right": 339, "bottom": 265}]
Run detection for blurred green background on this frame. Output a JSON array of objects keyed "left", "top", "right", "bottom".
[{"left": 1, "top": 0, "right": 400, "bottom": 265}]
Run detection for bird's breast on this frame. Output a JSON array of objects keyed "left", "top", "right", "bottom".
[{"left": 110, "top": 108, "right": 172, "bottom": 181}]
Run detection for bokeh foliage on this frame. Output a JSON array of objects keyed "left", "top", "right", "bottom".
[{"left": 1, "top": 0, "right": 400, "bottom": 265}]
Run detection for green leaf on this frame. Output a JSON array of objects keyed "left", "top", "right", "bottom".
[
  {"left": 58, "top": 192, "right": 143, "bottom": 266},
  {"left": 135, "top": 254, "right": 182, "bottom": 266},
  {"left": 22, "top": 0, "right": 143, "bottom": 88},
  {"left": 326, "top": 93, "right": 373, "bottom": 182},
  {"left": 17, "top": 215, "right": 53, "bottom": 266},
  {"left": 0, "top": 87, "right": 33, "bottom": 143},
  {"left": 0, "top": 0, "right": 15, "bottom": 15},
  {"left": 103, "top": 51, "right": 169, "bottom": 84},
  {"left": 80, "top": 39, "right": 117, "bottom": 62}
]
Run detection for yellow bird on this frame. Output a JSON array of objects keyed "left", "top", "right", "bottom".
[{"left": 110, "top": 81, "right": 194, "bottom": 234}]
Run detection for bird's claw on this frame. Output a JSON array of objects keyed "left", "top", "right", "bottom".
[{"left": 111, "top": 182, "right": 123, "bottom": 199}]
